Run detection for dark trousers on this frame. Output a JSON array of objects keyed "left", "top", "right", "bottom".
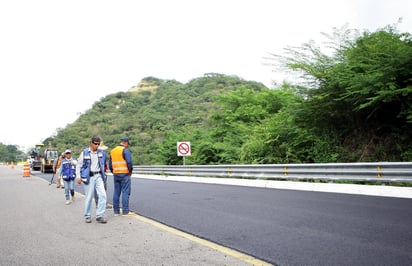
[{"left": 113, "top": 174, "right": 131, "bottom": 214}]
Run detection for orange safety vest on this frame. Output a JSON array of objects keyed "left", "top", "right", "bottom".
[
  {"left": 110, "top": 146, "right": 129, "bottom": 174},
  {"left": 54, "top": 157, "right": 62, "bottom": 173},
  {"left": 56, "top": 158, "right": 62, "bottom": 168}
]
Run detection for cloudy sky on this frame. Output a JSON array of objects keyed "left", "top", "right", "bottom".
[{"left": 1, "top": 0, "right": 411, "bottom": 151}]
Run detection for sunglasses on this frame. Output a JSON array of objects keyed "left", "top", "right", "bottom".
[{"left": 92, "top": 142, "right": 101, "bottom": 145}]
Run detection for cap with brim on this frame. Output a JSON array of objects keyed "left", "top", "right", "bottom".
[
  {"left": 99, "top": 141, "right": 108, "bottom": 150},
  {"left": 64, "top": 149, "right": 71, "bottom": 154},
  {"left": 121, "top": 137, "right": 130, "bottom": 144}
]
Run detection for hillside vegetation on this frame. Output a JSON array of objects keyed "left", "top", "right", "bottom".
[{"left": 32, "top": 25, "right": 412, "bottom": 165}]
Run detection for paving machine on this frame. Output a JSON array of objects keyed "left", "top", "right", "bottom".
[
  {"left": 29, "top": 142, "right": 59, "bottom": 173},
  {"left": 41, "top": 143, "right": 59, "bottom": 173},
  {"left": 30, "top": 143, "right": 44, "bottom": 171}
]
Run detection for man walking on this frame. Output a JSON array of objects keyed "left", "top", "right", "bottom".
[
  {"left": 60, "top": 149, "right": 77, "bottom": 205},
  {"left": 109, "top": 137, "right": 133, "bottom": 216},
  {"left": 76, "top": 137, "right": 108, "bottom": 223}
]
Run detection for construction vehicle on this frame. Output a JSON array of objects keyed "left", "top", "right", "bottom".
[
  {"left": 30, "top": 143, "right": 44, "bottom": 171},
  {"left": 41, "top": 142, "right": 59, "bottom": 173},
  {"left": 29, "top": 142, "right": 59, "bottom": 173}
]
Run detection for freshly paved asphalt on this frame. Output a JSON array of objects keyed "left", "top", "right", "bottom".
[
  {"left": 130, "top": 178, "right": 412, "bottom": 266},
  {"left": 0, "top": 165, "right": 270, "bottom": 266}
]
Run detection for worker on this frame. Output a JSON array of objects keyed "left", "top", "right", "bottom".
[
  {"left": 60, "top": 149, "right": 77, "bottom": 205},
  {"left": 53, "top": 153, "right": 65, "bottom": 188},
  {"left": 76, "top": 136, "right": 108, "bottom": 224}
]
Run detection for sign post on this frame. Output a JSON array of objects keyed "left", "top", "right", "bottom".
[{"left": 177, "top": 141, "right": 191, "bottom": 165}]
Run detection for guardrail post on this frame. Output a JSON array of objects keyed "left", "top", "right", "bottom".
[
  {"left": 377, "top": 165, "right": 382, "bottom": 178},
  {"left": 284, "top": 166, "right": 288, "bottom": 177}
]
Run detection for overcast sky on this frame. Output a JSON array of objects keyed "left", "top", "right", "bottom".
[{"left": 1, "top": 0, "right": 411, "bottom": 151}]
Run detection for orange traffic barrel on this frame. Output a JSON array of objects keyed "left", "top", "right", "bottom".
[{"left": 23, "top": 162, "right": 30, "bottom": 177}]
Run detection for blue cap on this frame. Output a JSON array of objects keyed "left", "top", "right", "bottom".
[{"left": 121, "top": 137, "right": 130, "bottom": 144}]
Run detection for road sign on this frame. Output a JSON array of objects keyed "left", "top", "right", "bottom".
[{"left": 177, "top": 141, "right": 191, "bottom": 156}]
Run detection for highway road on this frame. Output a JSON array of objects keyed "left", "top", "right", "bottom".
[{"left": 41, "top": 173, "right": 412, "bottom": 266}]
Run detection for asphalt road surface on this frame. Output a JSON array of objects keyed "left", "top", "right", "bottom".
[{"left": 40, "top": 172, "right": 412, "bottom": 266}]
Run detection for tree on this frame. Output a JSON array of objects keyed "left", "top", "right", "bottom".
[
  {"left": 269, "top": 23, "right": 412, "bottom": 161},
  {"left": 0, "top": 143, "right": 21, "bottom": 163}
]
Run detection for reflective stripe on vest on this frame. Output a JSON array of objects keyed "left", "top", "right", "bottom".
[
  {"left": 110, "top": 146, "right": 129, "bottom": 174},
  {"left": 62, "top": 159, "right": 76, "bottom": 180}
]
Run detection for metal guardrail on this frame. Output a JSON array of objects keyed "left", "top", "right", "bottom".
[{"left": 133, "top": 162, "right": 412, "bottom": 182}]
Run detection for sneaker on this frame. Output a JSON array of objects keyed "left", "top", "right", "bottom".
[
  {"left": 96, "top": 216, "right": 107, "bottom": 224},
  {"left": 106, "top": 204, "right": 112, "bottom": 209},
  {"left": 114, "top": 213, "right": 120, "bottom": 217},
  {"left": 65, "top": 200, "right": 71, "bottom": 205},
  {"left": 56, "top": 185, "right": 60, "bottom": 188},
  {"left": 85, "top": 217, "right": 92, "bottom": 223},
  {"left": 71, "top": 195, "right": 75, "bottom": 201},
  {"left": 122, "top": 211, "right": 135, "bottom": 216}
]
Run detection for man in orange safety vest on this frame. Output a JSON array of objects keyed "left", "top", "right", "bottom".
[{"left": 109, "top": 137, "right": 133, "bottom": 216}]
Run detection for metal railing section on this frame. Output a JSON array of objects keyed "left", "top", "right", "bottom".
[{"left": 133, "top": 162, "right": 412, "bottom": 182}]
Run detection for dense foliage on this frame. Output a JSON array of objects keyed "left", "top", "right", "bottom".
[
  {"left": 0, "top": 143, "right": 22, "bottom": 163},
  {"left": 35, "top": 25, "right": 410, "bottom": 165},
  {"left": 274, "top": 25, "right": 412, "bottom": 162}
]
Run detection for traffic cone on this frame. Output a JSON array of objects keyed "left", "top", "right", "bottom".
[{"left": 23, "top": 162, "right": 30, "bottom": 177}]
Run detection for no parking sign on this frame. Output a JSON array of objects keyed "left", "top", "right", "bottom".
[{"left": 177, "top": 141, "right": 191, "bottom": 156}]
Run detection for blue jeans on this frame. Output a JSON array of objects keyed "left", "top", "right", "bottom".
[
  {"left": 63, "top": 179, "right": 74, "bottom": 200},
  {"left": 113, "top": 174, "right": 131, "bottom": 214},
  {"left": 94, "top": 176, "right": 107, "bottom": 205},
  {"left": 83, "top": 174, "right": 106, "bottom": 218}
]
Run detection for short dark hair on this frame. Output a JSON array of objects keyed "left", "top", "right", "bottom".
[{"left": 91, "top": 136, "right": 101, "bottom": 143}]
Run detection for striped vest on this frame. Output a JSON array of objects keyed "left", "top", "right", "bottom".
[{"left": 110, "top": 146, "right": 129, "bottom": 174}]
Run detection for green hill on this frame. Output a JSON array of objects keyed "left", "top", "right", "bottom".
[{"left": 47, "top": 74, "right": 273, "bottom": 164}]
